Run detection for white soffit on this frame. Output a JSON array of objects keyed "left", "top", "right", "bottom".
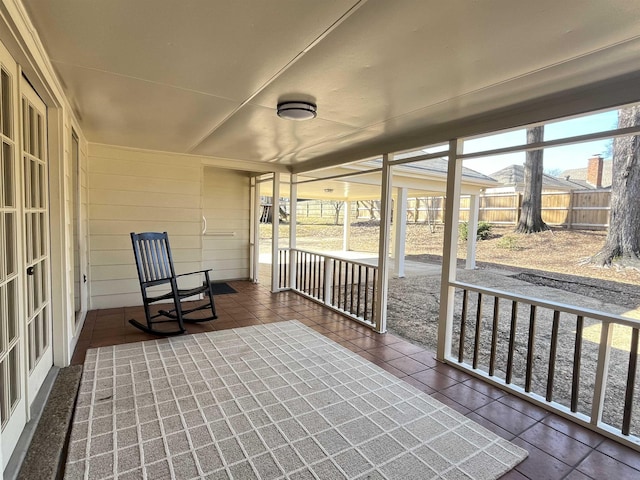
[{"left": 23, "top": 0, "right": 640, "bottom": 169}]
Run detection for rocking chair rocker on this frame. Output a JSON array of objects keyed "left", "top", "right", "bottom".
[{"left": 129, "top": 231, "right": 217, "bottom": 335}]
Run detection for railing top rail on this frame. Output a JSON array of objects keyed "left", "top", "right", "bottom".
[
  {"left": 451, "top": 280, "right": 640, "bottom": 329},
  {"left": 282, "top": 247, "right": 379, "bottom": 270}
]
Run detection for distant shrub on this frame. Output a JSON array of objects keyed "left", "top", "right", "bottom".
[
  {"left": 458, "top": 222, "right": 468, "bottom": 241},
  {"left": 497, "top": 235, "right": 521, "bottom": 250},
  {"left": 459, "top": 221, "right": 493, "bottom": 241}
]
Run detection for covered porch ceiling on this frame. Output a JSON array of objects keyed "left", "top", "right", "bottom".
[{"left": 24, "top": 0, "right": 640, "bottom": 172}]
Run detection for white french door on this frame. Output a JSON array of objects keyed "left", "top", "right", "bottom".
[
  {"left": 0, "top": 39, "right": 25, "bottom": 467},
  {"left": 0, "top": 39, "right": 51, "bottom": 468},
  {"left": 21, "top": 78, "right": 51, "bottom": 405}
]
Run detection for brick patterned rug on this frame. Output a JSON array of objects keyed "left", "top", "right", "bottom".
[{"left": 65, "top": 321, "right": 527, "bottom": 479}]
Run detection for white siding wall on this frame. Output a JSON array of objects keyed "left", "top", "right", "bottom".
[
  {"left": 202, "top": 167, "right": 251, "bottom": 281},
  {"left": 88, "top": 145, "right": 203, "bottom": 309}
]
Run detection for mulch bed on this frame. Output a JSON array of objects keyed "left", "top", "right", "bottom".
[
  {"left": 406, "top": 253, "right": 640, "bottom": 310},
  {"left": 511, "top": 271, "right": 640, "bottom": 310}
]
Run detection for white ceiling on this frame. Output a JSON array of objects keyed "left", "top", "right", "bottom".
[{"left": 24, "top": 0, "right": 640, "bottom": 172}]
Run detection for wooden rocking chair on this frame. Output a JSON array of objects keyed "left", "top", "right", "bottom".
[{"left": 129, "top": 231, "right": 217, "bottom": 335}]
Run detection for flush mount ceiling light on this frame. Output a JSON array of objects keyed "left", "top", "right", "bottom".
[{"left": 277, "top": 101, "right": 317, "bottom": 121}]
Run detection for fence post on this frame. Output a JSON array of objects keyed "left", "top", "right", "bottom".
[
  {"left": 515, "top": 192, "right": 523, "bottom": 225},
  {"left": 567, "top": 190, "right": 575, "bottom": 229}
]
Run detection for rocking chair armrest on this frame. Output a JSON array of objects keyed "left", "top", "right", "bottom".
[{"left": 174, "top": 269, "right": 213, "bottom": 280}]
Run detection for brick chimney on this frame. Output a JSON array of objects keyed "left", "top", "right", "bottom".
[{"left": 587, "top": 155, "right": 603, "bottom": 188}]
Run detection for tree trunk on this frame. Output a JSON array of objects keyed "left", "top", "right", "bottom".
[
  {"left": 516, "top": 126, "right": 549, "bottom": 233},
  {"left": 332, "top": 201, "right": 343, "bottom": 225},
  {"left": 590, "top": 106, "right": 640, "bottom": 268},
  {"left": 366, "top": 200, "right": 377, "bottom": 220}
]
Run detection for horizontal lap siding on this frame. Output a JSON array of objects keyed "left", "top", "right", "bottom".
[
  {"left": 202, "top": 167, "right": 250, "bottom": 281},
  {"left": 88, "top": 145, "right": 202, "bottom": 309}
]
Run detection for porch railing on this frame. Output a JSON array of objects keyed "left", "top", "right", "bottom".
[
  {"left": 449, "top": 281, "right": 640, "bottom": 449},
  {"left": 278, "top": 248, "right": 377, "bottom": 328}
]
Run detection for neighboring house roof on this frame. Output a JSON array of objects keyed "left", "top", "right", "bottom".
[
  {"left": 285, "top": 156, "right": 499, "bottom": 201},
  {"left": 488, "top": 164, "right": 594, "bottom": 191},
  {"left": 560, "top": 159, "right": 613, "bottom": 188}
]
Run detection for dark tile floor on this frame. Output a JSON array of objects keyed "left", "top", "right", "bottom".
[{"left": 71, "top": 281, "right": 640, "bottom": 480}]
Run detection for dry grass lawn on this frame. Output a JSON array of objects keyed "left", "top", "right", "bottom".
[{"left": 263, "top": 222, "right": 640, "bottom": 286}]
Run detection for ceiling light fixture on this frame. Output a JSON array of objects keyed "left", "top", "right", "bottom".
[{"left": 277, "top": 101, "right": 317, "bottom": 121}]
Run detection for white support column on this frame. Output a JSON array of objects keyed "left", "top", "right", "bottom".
[
  {"left": 343, "top": 200, "right": 352, "bottom": 251},
  {"left": 289, "top": 175, "right": 297, "bottom": 290},
  {"left": 437, "top": 140, "right": 464, "bottom": 361},
  {"left": 393, "top": 187, "right": 408, "bottom": 278},
  {"left": 250, "top": 176, "right": 259, "bottom": 283},
  {"left": 271, "top": 173, "right": 280, "bottom": 293},
  {"left": 389, "top": 195, "right": 396, "bottom": 258},
  {"left": 374, "top": 154, "right": 393, "bottom": 333},
  {"left": 466, "top": 193, "right": 479, "bottom": 270}
]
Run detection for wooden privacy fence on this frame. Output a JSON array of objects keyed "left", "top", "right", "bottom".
[
  {"left": 408, "top": 190, "right": 610, "bottom": 230},
  {"left": 269, "top": 190, "right": 611, "bottom": 230}
]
